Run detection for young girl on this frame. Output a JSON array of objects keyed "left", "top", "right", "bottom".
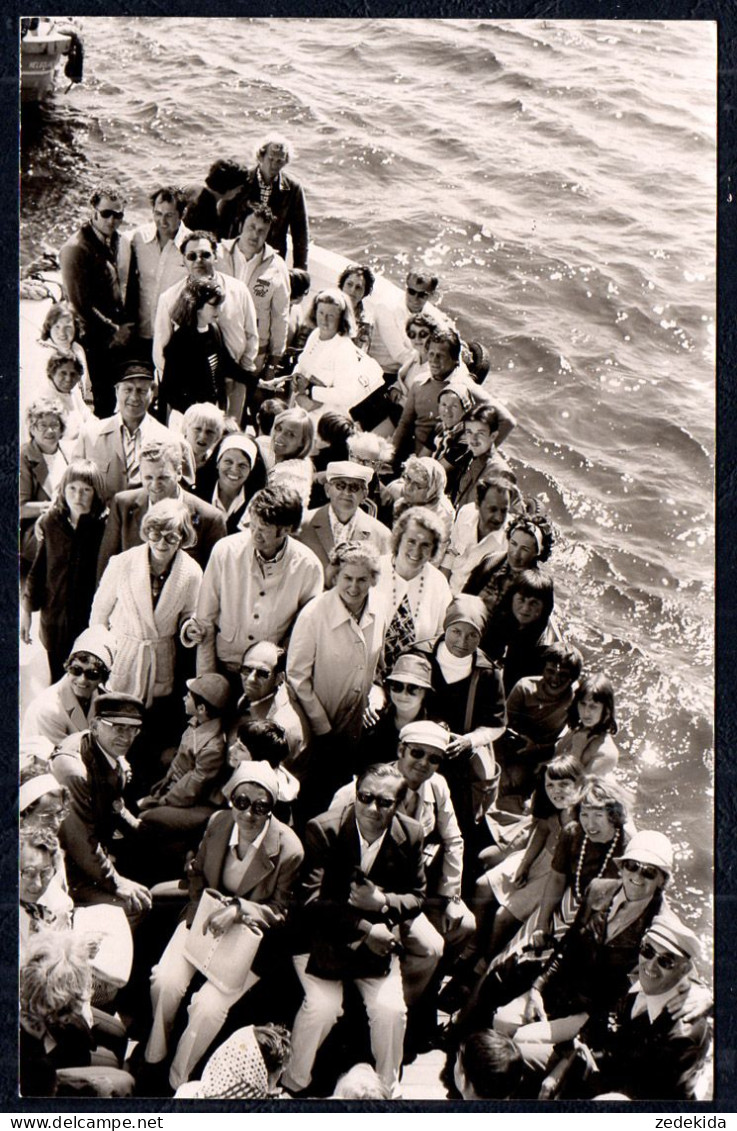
[
  {"left": 556, "top": 673, "right": 619, "bottom": 776},
  {"left": 265, "top": 407, "right": 315, "bottom": 507},
  {"left": 21, "top": 460, "right": 108, "bottom": 682}
]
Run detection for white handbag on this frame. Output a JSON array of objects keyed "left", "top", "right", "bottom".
[{"left": 183, "top": 888, "right": 263, "bottom": 994}]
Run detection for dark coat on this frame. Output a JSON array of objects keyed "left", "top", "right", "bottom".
[
  {"left": 297, "top": 803, "right": 426, "bottom": 981},
  {"left": 20, "top": 439, "right": 55, "bottom": 562},
  {"left": 159, "top": 323, "right": 235, "bottom": 416},
  {"left": 232, "top": 168, "right": 309, "bottom": 270},
  {"left": 96, "top": 486, "right": 226, "bottom": 582},
  {"left": 59, "top": 222, "right": 126, "bottom": 346}
]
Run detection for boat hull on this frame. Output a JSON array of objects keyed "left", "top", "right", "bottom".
[{"left": 21, "top": 28, "right": 73, "bottom": 102}]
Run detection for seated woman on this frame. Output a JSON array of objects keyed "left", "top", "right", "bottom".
[
  {"left": 145, "top": 761, "right": 304, "bottom": 1090},
  {"left": 555, "top": 673, "right": 620, "bottom": 777},
  {"left": 432, "top": 382, "right": 473, "bottom": 494},
  {"left": 20, "top": 931, "right": 133, "bottom": 1098},
  {"left": 383, "top": 456, "right": 454, "bottom": 554},
  {"left": 464, "top": 513, "right": 555, "bottom": 630},
  {"left": 377, "top": 505, "right": 453, "bottom": 672},
  {"left": 484, "top": 570, "right": 559, "bottom": 696},
  {"left": 264, "top": 406, "right": 315, "bottom": 507},
  {"left": 20, "top": 396, "right": 70, "bottom": 570},
  {"left": 338, "top": 263, "right": 376, "bottom": 354},
  {"left": 451, "top": 404, "right": 512, "bottom": 511},
  {"left": 443, "top": 472, "right": 523, "bottom": 596},
  {"left": 22, "top": 626, "right": 115, "bottom": 745},
  {"left": 43, "top": 354, "right": 92, "bottom": 443},
  {"left": 358, "top": 651, "right": 433, "bottom": 772},
  {"left": 90, "top": 499, "right": 203, "bottom": 709},
  {"left": 209, "top": 434, "right": 267, "bottom": 534},
  {"left": 392, "top": 312, "right": 439, "bottom": 410},
  {"left": 21, "top": 460, "right": 108, "bottom": 683},
  {"left": 158, "top": 278, "right": 235, "bottom": 420},
  {"left": 292, "top": 288, "right": 383, "bottom": 421},
  {"left": 287, "top": 540, "right": 389, "bottom": 817}
]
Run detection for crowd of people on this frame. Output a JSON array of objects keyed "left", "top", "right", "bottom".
[{"left": 18, "top": 134, "right": 711, "bottom": 1102}]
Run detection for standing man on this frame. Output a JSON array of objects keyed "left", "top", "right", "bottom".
[
  {"left": 126, "top": 186, "right": 190, "bottom": 357},
  {"left": 49, "top": 693, "right": 152, "bottom": 922},
  {"left": 220, "top": 203, "right": 290, "bottom": 393},
  {"left": 59, "top": 183, "right": 135, "bottom": 417},
  {"left": 153, "top": 230, "right": 259, "bottom": 425},
  {"left": 96, "top": 439, "right": 226, "bottom": 580},
  {"left": 294, "top": 460, "right": 391, "bottom": 577},
  {"left": 233, "top": 136, "right": 310, "bottom": 271},
  {"left": 73, "top": 360, "right": 196, "bottom": 502}
]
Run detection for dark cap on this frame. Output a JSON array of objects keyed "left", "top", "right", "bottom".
[
  {"left": 91, "top": 692, "right": 145, "bottom": 724},
  {"left": 114, "top": 359, "right": 155, "bottom": 385}
]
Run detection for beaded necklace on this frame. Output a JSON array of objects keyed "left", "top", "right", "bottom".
[{"left": 573, "top": 827, "right": 620, "bottom": 904}]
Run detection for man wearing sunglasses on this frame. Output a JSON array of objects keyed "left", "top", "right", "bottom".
[
  {"left": 59, "top": 183, "right": 136, "bottom": 417},
  {"left": 230, "top": 640, "right": 309, "bottom": 764},
  {"left": 153, "top": 230, "right": 258, "bottom": 425},
  {"left": 295, "top": 460, "right": 391, "bottom": 576},
  {"left": 282, "top": 762, "right": 426, "bottom": 1098},
  {"left": 22, "top": 626, "right": 114, "bottom": 747},
  {"left": 49, "top": 692, "right": 152, "bottom": 923},
  {"left": 575, "top": 910, "right": 710, "bottom": 1100}
]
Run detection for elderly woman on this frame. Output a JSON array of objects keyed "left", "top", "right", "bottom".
[
  {"left": 378, "top": 505, "right": 453, "bottom": 671},
  {"left": 292, "top": 288, "right": 383, "bottom": 421},
  {"left": 19, "top": 827, "right": 73, "bottom": 955},
  {"left": 287, "top": 540, "right": 389, "bottom": 813},
  {"left": 22, "top": 626, "right": 115, "bottom": 745},
  {"left": 20, "top": 396, "right": 70, "bottom": 567},
  {"left": 338, "top": 263, "right": 376, "bottom": 354},
  {"left": 208, "top": 433, "right": 268, "bottom": 533},
  {"left": 444, "top": 473, "right": 523, "bottom": 595},
  {"left": 21, "top": 460, "right": 108, "bottom": 682},
  {"left": 145, "top": 760, "right": 304, "bottom": 1090},
  {"left": 464, "top": 512, "right": 555, "bottom": 622},
  {"left": 20, "top": 931, "right": 133, "bottom": 1098},
  {"left": 384, "top": 455, "right": 454, "bottom": 544},
  {"left": 90, "top": 499, "right": 202, "bottom": 708},
  {"left": 264, "top": 406, "right": 315, "bottom": 506},
  {"left": 159, "top": 278, "right": 236, "bottom": 419}
]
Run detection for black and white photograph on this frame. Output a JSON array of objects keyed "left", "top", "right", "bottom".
[{"left": 18, "top": 16, "right": 715, "bottom": 1105}]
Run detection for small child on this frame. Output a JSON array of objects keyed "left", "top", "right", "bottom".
[
  {"left": 555, "top": 673, "right": 619, "bottom": 776},
  {"left": 137, "top": 674, "right": 230, "bottom": 824}
]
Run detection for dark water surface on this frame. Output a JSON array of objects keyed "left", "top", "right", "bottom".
[{"left": 20, "top": 17, "right": 715, "bottom": 941}]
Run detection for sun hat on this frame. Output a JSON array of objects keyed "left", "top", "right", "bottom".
[
  {"left": 616, "top": 829, "right": 673, "bottom": 877},
  {"left": 325, "top": 460, "right": 373, "bottom": 485},
  {"left": 222, "top": 760, "right": 279, "bottom": 806},
  {"left": 386, "top": 653, "right": 434, "bottom": 690},
  {"left": 69, "top": 626, "right": 116, "bottom": 671},
  {"left": 644, "top": 910, "right": 701, "bottom": 961},
  {"left": 398, "top": 720, "right": 450, "bottom": 753}
]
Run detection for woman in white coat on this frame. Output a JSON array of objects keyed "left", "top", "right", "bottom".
[{"left": 90, "top": 499, "right": 202, "bottom": 708}]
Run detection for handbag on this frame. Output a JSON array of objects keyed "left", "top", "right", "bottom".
[{"left": 183, "top": 888, "right": 263, "bottom": 994}]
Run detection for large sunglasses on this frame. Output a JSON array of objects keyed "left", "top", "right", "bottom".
[
  {"left": 186, "top": 249, "right": 214, "bottom": 261},
  {"left": 241, "top": 664, "right": 273, "bottom": 680},
  {"left": 146, "top": 530, "right": 182, "bottom": 546},
  {"left": 356, "top": 790, "right": 396, "bottom": 810},
  {"left": 406, "top": 285, "right": 430, "bottom": 299},
  {"left": 621, "top": 859, "right": 661, "bottom": 881},
  {"left": 329, "top": 479, "right": 363, "bottom": 495},
  {"left": 230, "top": 794, "right": 273, "bottom": 816},
  {"left": 639, "top": 941, "right": 681, "bottom": 970},
  {"left": 97, "top": 208, "right": 124, "bottom": 220},
  {"left": 405, "top": 746, "right": 443, "bottom": 767},
  {"left": 66, "top": 663, "right": 107, "bottom": 680},
  {"left": 389, "top": 682, "right": 424, "bottom": 695}
]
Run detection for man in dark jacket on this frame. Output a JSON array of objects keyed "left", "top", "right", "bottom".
[
  {"left": 96, "top": 439, "right": 226, "bottom": 581},
  {"left": 59, "top": 183, "right": 135, "bottom": 416},
  {"left": 232, "top": 136, "right": 309, "bottom": 270},
  {"left": 49, "top": 692, "right": 151, "bottom": 923},
  {"left": 281, "top": 763, "right": 426, "bottom": 1097}
]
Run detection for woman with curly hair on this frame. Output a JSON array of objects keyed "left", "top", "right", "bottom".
[
  {"left": 463, "top": 511, "right": 555, "bottom": 626},
  {"left": 159, "top": 277, "right": 237, "bottom": 418},
  {"left": 21, "top": 460, "right": 108, "bottom": 682},
  {"left": 20, "top": 396, "right": 71, "bottom": 569},
  {"left": 338, "top": 262, "right": 376, "bottom": 354}
]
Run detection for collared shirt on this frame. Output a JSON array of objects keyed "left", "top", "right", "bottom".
[
  {"left": 221, "top": 818, "right": 271, "bottom": 894},
  {"left": 356, "top": 820, "right": 387, "bottom": 876},
  {"left": 629, "top": 977, "right": 689, "bottom": 1023},
  {"left": 257, "top": 166, "right": 282, "bottom": 204},
  {"left": 130, "top": 221, "right": 189, "bottom": 339},
  {"left": 211, "top": 483, "right": 246, "bottom": 520},
  {"left": 328, "top": 506, "right": 357, "bottom": 545},
  {"left": 605, "top": 888, "right": 656, "bottom": 942}
]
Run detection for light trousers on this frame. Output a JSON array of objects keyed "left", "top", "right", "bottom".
[
  {"left": 281, "top": 952, "right": 407, "bottom": 1097},
  {"left": 145, "top": 920, "right": 256, "bottom": 1089}
]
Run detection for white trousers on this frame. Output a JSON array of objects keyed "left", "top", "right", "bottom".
[
  {"left": 282, "top": 952, "right": 407, "bottom": 1097},
  {"left": 145, "top": 921, "right": 256, "bottom": 1089}
]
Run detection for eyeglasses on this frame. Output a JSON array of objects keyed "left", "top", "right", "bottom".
[
  {"left": 356, "top": 790, "right": 396, "bottom": 810},
  {"left": 66, "top": 664, "right": 107, "bottom": 680},
  {"left": 146, "top": 530, "right": 182, "bottom": 545},
  {"left": 329, "top": 479, "right": 363, "bottom": 495},
  {"left": 241, "top": 665, "right": 273, "bottom": 679},
  {"left": 230, "top": 794, "right": 273, "bottom": 815},
  {"left": 405, "top": 746, "right": 444, "bottom": 766},
  {"left": 622, "top": 859, "right": 661, "bottom": 881},
  {"left": 406, "top": 286, "right": 430, "bottom": 299},
  {"left": 20, "top": 867, "right": 55, "bottom": 883},
  {"left": 186, "top": 250, "right": 214, "bottom": 261},
  {"left": 97, "top": 208, "right": 124, "bottom": 220},
  {"left": 389, "top": 682, "right": 424, "bottom": 695},
  {"left": 96, "top": 718, "right": 141, "bottom": 735},
  {"left": 639, "top": 941, "right": 681, "bottom": 970}
]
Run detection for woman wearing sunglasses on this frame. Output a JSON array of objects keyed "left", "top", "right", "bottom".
[
  {"left": 90, "top": 499, "right": 202, "bottom": 709},
  {"left": 145, "top": 760, "right": 304, "bottom": 1091},
  {"left": 22, "top": 626, "right": 115, "bottom": 745}
]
